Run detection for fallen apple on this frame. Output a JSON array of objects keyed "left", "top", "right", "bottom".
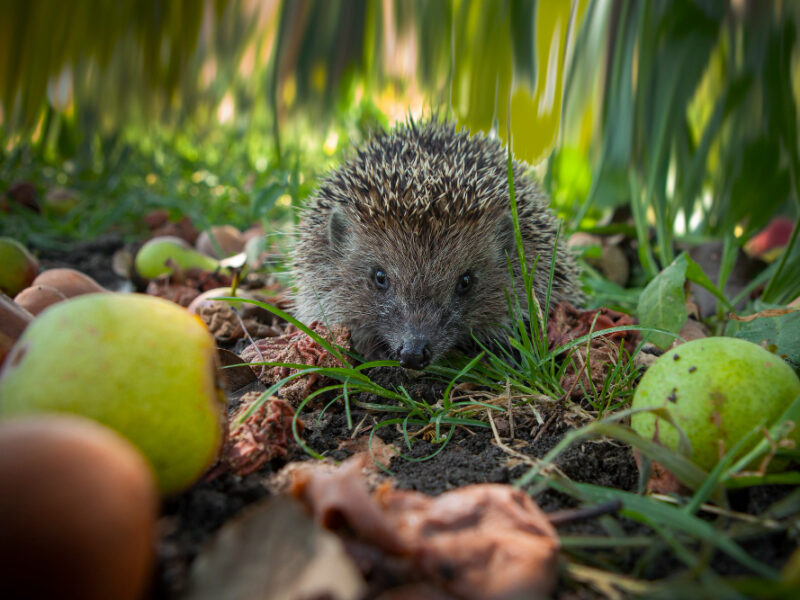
[
  {"left": 0, "top": 293, "right": 226, "bottom": 494},
  {"left": 631, "top": 337, "right": 800, "bottom": 471}
]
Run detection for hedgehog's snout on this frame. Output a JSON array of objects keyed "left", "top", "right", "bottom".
[{"left": 398, "top": 333, "right": 432, "bottom": 370}]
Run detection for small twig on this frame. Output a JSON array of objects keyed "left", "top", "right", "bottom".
[
  {"left": 531, "top": 410, "right": 559, "bottom": 445},
  {"left": 505, "top": 377, "right": 515, "bottom": 440},
  {"left": 487, "top": 408, "right": 540, "bottom": 468},
  {"left": 351, "top": 412, "right": 371, "bottom": 439},
  {"left": 650, "top": 494, "right": 784, "bottom": 529},
  {"left": 547, "top": 499, "right": 622, "bottom": 526},
  {"left": 234, "top": 309, "right": 268, "bottom": 381},
  {"left": 565, "top": 562, "right": 651, "bottom": 599},
  {"left": 562, "top": 349, "right": 585, "bottom": 400}
]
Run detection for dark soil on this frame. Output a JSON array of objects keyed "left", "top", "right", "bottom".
[
  {"left": 34, "top": 234, "right": 128, "bottom": 290},
  {"left": 21, "top": 242, "right": 799, "bottom": 600},
  {"left": 152, "top": 383, "right": 797, "bottom": 598}
]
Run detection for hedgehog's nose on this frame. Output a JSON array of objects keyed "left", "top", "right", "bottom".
[{"left": 398, "top": 336, "right": 432, "bottom": 370}]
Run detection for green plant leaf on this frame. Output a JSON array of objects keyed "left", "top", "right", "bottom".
[
  {"left": 726, "top": 305, "right": 800, "bottom": 375},
  {"left": 728, "top": 137, "right": 791, "bottom": 238},
  {"left": 683, "top": 252, "right": 733, "bottom": 310},
  {"left": 637, "top": 254, "right": 688, "bottom": 349}
]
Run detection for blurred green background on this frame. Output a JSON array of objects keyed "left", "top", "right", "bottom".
[{"left": 1, "top": 0, "right": 798, "bottom": 303}]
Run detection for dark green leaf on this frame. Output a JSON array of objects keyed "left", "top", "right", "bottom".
[
  {"left": 637, "top": 254, "right": 688, "bottom": 349},
  {"left": 726, "top": 303, "right": 800, "bottom": 374}
]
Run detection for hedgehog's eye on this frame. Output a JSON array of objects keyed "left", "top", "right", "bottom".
[
  {"left": 372, "top": 268, "right": 389, "bottom": 290},
  {"left": 455, "top": 272, "right": 472, "bottom": 295}
]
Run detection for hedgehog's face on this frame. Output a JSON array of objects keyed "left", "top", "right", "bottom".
[{"left": 328, "top": 207, "right": 517, "bottom": 369}]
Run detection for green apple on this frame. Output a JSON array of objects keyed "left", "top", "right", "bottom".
[
  {"left": 0, "top": 293, "right": 226, "bottom": 494},
  {"left": 632, "top": 337, "right": 800, "bottom": 471}
]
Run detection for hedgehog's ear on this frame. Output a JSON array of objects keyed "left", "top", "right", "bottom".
[
  {"left": 328, "top": 207, "right": 351, "bottom": 250},
  {"left": 495, "top": 214, "right": 516, "bottom": 260}
]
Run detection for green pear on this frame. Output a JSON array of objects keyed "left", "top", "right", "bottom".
[
  {"left": 0, "top": 293, "right": 226, "bottom": 494},
  {"left": 0, "top": 237, "right": 38, "bottom": 296},
  {"left": 135, "top": 236, "right": 220, "bottom": 279},
  {"left": 632, "top": 337, "right": 800, "bottom": 471}
]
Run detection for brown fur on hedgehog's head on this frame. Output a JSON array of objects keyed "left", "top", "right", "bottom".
[{"left": 292, "top": 119, "right": 581, "bottom": 369}]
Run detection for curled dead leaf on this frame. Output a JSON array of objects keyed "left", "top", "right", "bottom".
[
  {"left": 632, "top": 448, "right": 687, "bottom": 495},
  {"left": 730, "top": 307, "right": 798, "bottom": 322},
  {"left": 184, "top": 495, "right": 365, "bottom": 600},
  {"left": 290, "top": 456, "right": 560, "bottom": 600},
  {"left": 187, "top": 289, "right": 286, "bottom": 342}
]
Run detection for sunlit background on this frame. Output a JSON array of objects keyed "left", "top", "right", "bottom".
[{"left": 1, "top": 0, "right": 799, "bottom": 303}]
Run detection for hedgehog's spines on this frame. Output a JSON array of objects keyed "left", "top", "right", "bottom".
[{"left": 327, "top": 120, "right": 533, "bottom": 227}]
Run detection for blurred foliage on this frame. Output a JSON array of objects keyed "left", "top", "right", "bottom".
[
  {"left": 0, "top": 0, "right": 798, "bottom": 304},
  {"left": 554, "top": 0, "right": 800, "bottom": 305},
  {"left": 0, "top": 0, "right": 583, "bottom": 163},
  {"left": 0, "top": 100, "right": 384, "bottom": 250},
  {"left": 2, "top": 1, "right": 226, "bottom": 129}
]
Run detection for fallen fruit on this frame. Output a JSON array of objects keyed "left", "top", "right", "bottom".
[
  {"left": 631, "top": 337, "right": 800, "bottom": 471},
  {"left": 0, "top": 293, "right": 226, "bottom": 494},
  {"left": 3, "top": 181, "right": 39, "bottom": 212},
  {"left": 31, "top": 267, "right": 108, "bottom": 297},
  {"left": 196, "top": 225, "right": 245, "bottom": 258},
  {"left": 135, "top": 235, "right": 221, "bottom": 279},
  {"left": 0, "top": 237, "right": 39, "bottom": 296},
  {"left": 186, "top": 286, "right": 258, "bottom": 314},
  {"left": 0, "top": 415, "right": 157, "bottom": 600},
  {"left": 0, "top": 294, "right": 33, "bottom": 366},
  {"left": 43, "top": 187, "right": 81, "bottom": 215},
  {"left": 14, "top": 284, "right": 69, "bottom": 315}
]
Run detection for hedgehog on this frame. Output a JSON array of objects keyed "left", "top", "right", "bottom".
[{"left": 292, "top": 120, "right": 582, "bottom": 369}]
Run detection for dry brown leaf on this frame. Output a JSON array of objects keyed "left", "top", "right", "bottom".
[
  {"left": 730, "top": 307, "right": 799, "bottom": 322},
  {"left": 145, "top": 280, "right": 200, "bottom": 307},
  {"left": 184, "top": 495, "right": 365, "bottom": 600},
  {"left": 632, "top": 448, "right": 688, "bottom": 495},
  {"left": 290, "top": 456, "right": 560, "bottom": 600}
]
